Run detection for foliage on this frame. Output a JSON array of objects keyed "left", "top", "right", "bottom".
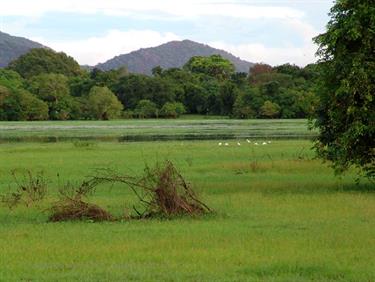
[
  {"left": 134, "top": 99, "right": 159, "bottom": 118},
  {"left": 0, "top": 86, "right": 48, "bottom": 121},
  {"left": 1, "top": 48, "right": 321, "bottom": 121},
  {"left": 184, "top": 55, "right": 235, "bottom": 80},
  {"left": 160, "top": 102, "right": 186, "bottom": 118},
  {"left": 28, "top": 73, "right": 74, "bottom": 120},
  {"left": 17, "top": 90, "right": 49, "bottom": 120},
  {"left": 260, "top": 100, "right": 281, "bottom": 118},
  {"left": 313, "top": 0, "right": 375, "bottom": 179},
  {"left": 8, "top": 48, "right": 83, "bottom": 79},
  {"left": 85, "top": 86, "right": 123, "bottom": 120}
]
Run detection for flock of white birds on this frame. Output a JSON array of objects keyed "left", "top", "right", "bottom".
[{"left": 218, "top": 139, "right": 272, "bottom": 146}]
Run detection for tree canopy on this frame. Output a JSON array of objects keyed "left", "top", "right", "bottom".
[
  {"left": 8, "top": 48, "right": 83, "bottom": 79},
  {"left": 314, "top": 0, "right": 375, "bottom": 179},
  {"left": 184, "top": 55, "right": 235, "bottom": 80},
  {"left": 1, "top": 48, "right": 322, "bottom": 122},
  {"left": 86, "top": 86, "right": 123, "bottom": 120}
]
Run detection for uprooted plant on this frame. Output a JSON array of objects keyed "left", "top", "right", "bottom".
[
  {"left": 1, "top": 161, "right": 210, "bottom": 222},
  {"left": 48, "top": 178, "right": 113, "bottom": 222},
  {"left": 91, "top": 160, "right": 211, "bottom": 218},
  {"left": 0, "top": 170, "right": 48, "bottom": 209}
]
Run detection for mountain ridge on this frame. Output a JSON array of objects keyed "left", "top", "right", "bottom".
[
  {"left": 0, "top": 31, "right": 46, "bottom": 67},
  {"left": 0, "top": 32, "right": 254, "bottom": 74},
  {"left": 95, "top": 40, "right": 254, "bottom": 74}
]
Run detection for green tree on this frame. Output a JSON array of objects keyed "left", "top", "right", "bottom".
[
  {"left": 0, "top": 85, "right": 12, "bottom": 119},
  {"left": 160, "top": 102, "right": 186, "bottom": 118},
  {"left": 8, "top": 48, "right": 83, "bottom": 79},
  {"left": 113, "top": 74, "right": 151, "bottom": 109},
  {"left": 184, "top": 55, "right": 235, "bottom": 80},
  {"left": 314, "top": 0, "right": 375, "bottom": 179},
  {"left": 260, "top": 100, "right": 281, "bottom": 118},
  {"left": 86, "top": 86, "right": 123, "bottom": 120},
  {"left": 233, "top": 89, "right": 256, "bottom": 119},
  {"left": 28, "top": 73, "right": 73, "bottom": 120},
  {"left": 134, "top": 99, "right": 159, "bottom": 118},
  {"left": 219, "top": 81, "right": 238, "bottom": 116},
  {"left": 0, "top": 69, "right": 24, "bottom": 90},
  {"left": 0, "top": 86, "right": 48, "bottom": 120},
  {"left": 18, "top": 90, "right": 49, "bottom": 120}
]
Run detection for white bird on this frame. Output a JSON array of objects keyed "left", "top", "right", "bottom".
[
  {"left": 268, "top": 141, "right": 272, "bottom": 144},
  {"left": 254, "top": 142, "right": 259, "bottom": 145},
  {"left": 237, "top": 142, "right": 241, "bottom": 146},
  {"left": 246, "top": 139, "right": 251, "bottom": 143},
  {"left": 262, "top": 142, "right": 267, "bottom": 145},
  {"left": 225, "top": 143, "right": 229, "bottom": 146},
  {"left": 218, "top": 142, "right": 222, "bottom": 146}
]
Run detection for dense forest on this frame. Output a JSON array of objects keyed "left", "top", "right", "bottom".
[{"left": 0, "top": 48, "right": 320, "bottom": 120}]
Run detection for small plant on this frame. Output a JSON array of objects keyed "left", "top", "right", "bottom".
[{"left": 1, "top": 170, "right": 48, "bottom": 209}]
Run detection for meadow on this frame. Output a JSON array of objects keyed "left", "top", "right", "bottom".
[{"left": 0, "top": 119, "right": 374, "bottom": 281}]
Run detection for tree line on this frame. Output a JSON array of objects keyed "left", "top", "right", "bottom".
[{"left": 0, "top": 48, "right": 320, "bottom": 121}]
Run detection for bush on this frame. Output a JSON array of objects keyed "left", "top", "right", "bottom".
[
  {"left": 134, "top": 99, "right": 159, "bottom": 118},
  {"left": 160, "top": 102, "right": 186, "bottom": 118}
]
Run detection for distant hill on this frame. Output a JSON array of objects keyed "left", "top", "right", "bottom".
[
  {"left": 0, "top": 31, "right": 46, "bottom": 67},
  {"left": 96, "top": 40, "right": 254, "bottom": 74}
]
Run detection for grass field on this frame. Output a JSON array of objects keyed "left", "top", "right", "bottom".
[{"left": 0, "top": 120, "right": 374, "bottom": 281}]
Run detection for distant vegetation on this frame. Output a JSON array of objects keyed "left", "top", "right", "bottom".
[{"left": 0, "top": 48, "right": 320, "bottom": 121}]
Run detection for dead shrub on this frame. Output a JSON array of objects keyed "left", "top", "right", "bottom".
[
  {"left": 48, "top": 179, "right": 113, "bottom": 222},
  {"left": 1, "top": 170, "right": 48, "bottom": 209},
  {"left": 49, "top": 199, "right": 114, "bottom": 222},
  {"left": 92, "top": 160, "right": 211, "bottom": 218}
]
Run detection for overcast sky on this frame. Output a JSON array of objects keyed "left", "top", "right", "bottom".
[{"left": 0, "top": 0, "right": 334, "bottom": 66}]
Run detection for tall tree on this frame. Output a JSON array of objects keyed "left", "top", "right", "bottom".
[
  {"left": 314, "top": 0, "right": 375, "bottom": 179},
  {"left": 184, "top": 55, "right": 235, "bottom": 80},
  {"left": 28, "top": 73, "right": 74, "bottom": 120},
  {"left": 8, "top": 48, "right": 83, "bottom": 79},
  {"left": 86, "top": 86, "right": 123, "bottom": 120}
]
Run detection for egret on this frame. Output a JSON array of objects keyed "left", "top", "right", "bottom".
[
  {"left": 218, "top": 142, "right": 222, "bottom": 146},
  {"left": 268, "top": 141, "right": 272, "bottom": 144},
  {"left": 262, "top": 142, "right": 267, "bottom": 145},
  {"left": 254, "top": 142, "right": 259, "bottom": 145},
  {"left": 237, "top": 142, "right": 241, "bottom": 146},
  {"left": 225, "top": 143, "right": 229, "bottom": 146},
  {"left": 246, "top": 139, "right": 251, "bottom": 143}
]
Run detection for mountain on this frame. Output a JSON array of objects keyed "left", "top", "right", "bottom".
[
  {"left": 0, "top": 31, "right": 46, "bottom": 67},
  {"left": 96, "top": 40, "right": 254, "bottom": 74}
]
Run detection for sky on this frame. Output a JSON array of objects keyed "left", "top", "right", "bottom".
[{"left": 0, "top": 0, "right": 334, "bottom": 67}]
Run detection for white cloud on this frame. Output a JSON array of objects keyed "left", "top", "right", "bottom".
[
  {"left": 210, "top": 18, "right": 320, "bottom": 66},
  {"left": 0, "top": 0, "right": 321, "bottom": 66},
  {"left": 211, "top": 41, "right": 317, "bottom": 66},
  {"left": 32, "top": 29, "right": 180, "bottom": 65},
  {"left": 0, "top": 0, "right": 304, "bottom": 20}
]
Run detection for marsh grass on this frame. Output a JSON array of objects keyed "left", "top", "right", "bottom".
[
  {"left": 0, "top": 139, "right": 374, "bottom": 281},
  {"left": 1, "top": 170, "right": 48, "bottom": 209}
]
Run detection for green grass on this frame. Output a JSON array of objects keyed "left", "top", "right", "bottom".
[{"left": 0, "top": 138, "right": 374, "bottom": 281}]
